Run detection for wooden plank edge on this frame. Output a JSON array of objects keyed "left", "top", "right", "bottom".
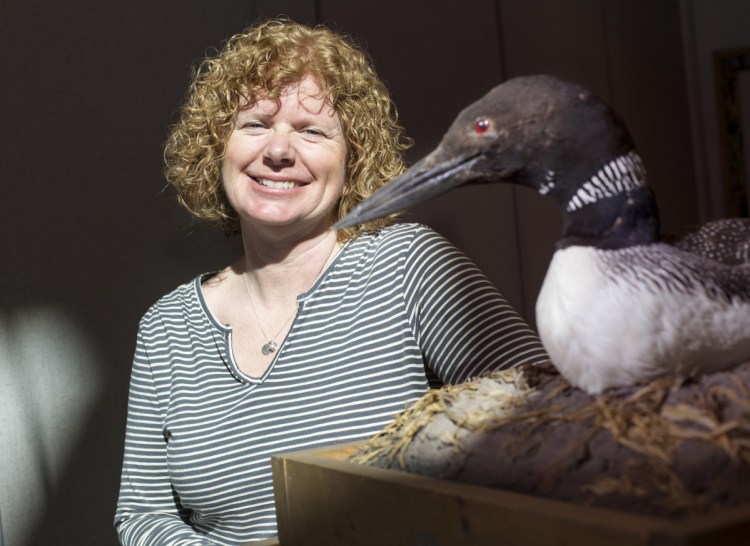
[{"left": 272, "top": 441, "right": 750, "bottom": 542}]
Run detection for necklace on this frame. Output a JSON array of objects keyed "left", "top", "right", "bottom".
[
  {"left": 242, "top": 273, "right": 295, "bottom": 355},
  {"left": 242, "top": 239, "right": 340, "bottom": 356}
]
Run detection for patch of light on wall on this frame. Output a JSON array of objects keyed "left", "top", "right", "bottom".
[{"left": 0, "top": 306, "right": 104, "bottom": 546}]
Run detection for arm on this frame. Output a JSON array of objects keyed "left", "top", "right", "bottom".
[
  {"left": 114, "top": 327, "right": 215, "bottom": 545},
  {"left": 403, "top": 227, "right": 549, "bottom": 384}
]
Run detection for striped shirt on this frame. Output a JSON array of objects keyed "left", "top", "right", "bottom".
[{"left": 115, "top": 223, "right": 547, "bottom": 545}]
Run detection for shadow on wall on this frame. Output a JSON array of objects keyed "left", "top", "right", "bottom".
[{"left": 0, "top": 307, "right": 105, "bottom": 545}]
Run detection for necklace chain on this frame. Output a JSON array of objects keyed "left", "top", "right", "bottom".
[
  {"left": 242, "top": 274, "right": 296, "bottom": 355},
  {"left": 242, "top": 240, "right": 340, "bottom": 356}
]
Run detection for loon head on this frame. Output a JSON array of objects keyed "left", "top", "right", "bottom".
[{"left": 335, "top": 75, "right": 659, "bottom": 249}]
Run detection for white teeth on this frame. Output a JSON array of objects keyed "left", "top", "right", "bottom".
[{"left": 257, "top": 178, "right": 298, "bottom": 189}]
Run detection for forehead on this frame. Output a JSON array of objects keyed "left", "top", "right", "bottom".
[{"left": 240, "top": 75, "right": 335, "bottom": 117}]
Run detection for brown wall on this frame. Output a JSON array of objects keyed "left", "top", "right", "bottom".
[{"left": 321, "top": 0, "right": 697, "bottom": 323}]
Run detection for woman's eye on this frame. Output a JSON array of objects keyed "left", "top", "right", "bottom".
[
  {"left": 241, "top": 121, "right": 265, "bottom": 130},
  {"left": 302, "top": 128, "right": 325, "bottom": 139}
]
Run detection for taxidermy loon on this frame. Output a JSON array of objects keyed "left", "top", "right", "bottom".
[{"left": 335, "top": 75, "right": 750, "bottom": 394}]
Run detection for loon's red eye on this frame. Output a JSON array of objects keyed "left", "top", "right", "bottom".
[{"left": 474, "top": 119, "right": 490, "bottom": 134}]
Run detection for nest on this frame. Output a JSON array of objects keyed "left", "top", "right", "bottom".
[{"left": 350, "top": 361, "right": 750, "bottom": 518}]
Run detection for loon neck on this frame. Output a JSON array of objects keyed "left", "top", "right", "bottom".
[
  {"left": 537, "top": 150, "right": 658, "bottom": 250},
  {"left": 557, "top": 183, "right": 660, "bottom": 250},
  {"left": 562, "top": 151, "right": 647, "bottom": 213}
]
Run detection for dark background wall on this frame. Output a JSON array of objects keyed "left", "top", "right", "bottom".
[{"left": 0, "top": 1, "right": 743, "bottom": 544}]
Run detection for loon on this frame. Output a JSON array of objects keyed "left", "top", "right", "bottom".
[{"left": 335, "top": 75, "right": 750, "bottom": 394}]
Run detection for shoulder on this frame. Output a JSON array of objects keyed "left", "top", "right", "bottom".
[
  {"left": 336, "top": 223, "right": 466, "bottom": 283},
  {"left": 378, "top": 222, "right": 465, "bottom": 262},
  {"left": 345, "top": 222, "right": 466, "bottom": 264},
  {"left": 382, "top": 222, "right": 443, "bottom": 240},
  {"left": 138, "top": 274, "right": 207, "bottom": 329},
  {"left": 349, "top": 223, "right": 448, "bottom": 253}
]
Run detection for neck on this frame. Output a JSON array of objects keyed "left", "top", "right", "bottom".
[
  {"left": 540, "top": 151, "right": 658, "bottom": 249},
  {"left": 239, "top": 229, "right": 340, "bottom": 304},
  {"left": 558, "top": 186, "right": 660, "bottom": 250}
]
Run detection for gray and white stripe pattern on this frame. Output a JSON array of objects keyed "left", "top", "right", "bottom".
[
  {"left": 566, "top": 151, "right": 647, "bottom": 212},
  {"left": 599, "top": 243, "right": 750, "bottom": 303},
  {"left": 115, "top": 223, "right": 548, "bottom": 545}
]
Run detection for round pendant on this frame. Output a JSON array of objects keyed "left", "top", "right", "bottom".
[{"left": 262, "top": 341, "right": 277, "bottom": 355}]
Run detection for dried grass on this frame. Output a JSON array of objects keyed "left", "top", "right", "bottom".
[{"left": 350, "top": 361, "right": 750, "bottom": 516}]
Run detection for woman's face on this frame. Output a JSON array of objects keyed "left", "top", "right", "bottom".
[{"left": 222, "top": 75, "right": 347, "bottom": 237}]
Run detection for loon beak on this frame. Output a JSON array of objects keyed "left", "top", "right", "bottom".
[{"left": 334, "top": 152, "right": 482, "bottom": 229}]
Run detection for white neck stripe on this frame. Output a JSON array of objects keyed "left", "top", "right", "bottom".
[{"left": 565, "top": 151, "right": 646, "bottom": 212}]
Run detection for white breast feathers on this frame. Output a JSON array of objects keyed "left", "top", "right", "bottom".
[{"left": 535, "top": 244, "right": 750, "bottom": 394}]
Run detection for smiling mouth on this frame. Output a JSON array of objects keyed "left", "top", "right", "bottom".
[{"left": 255, "top": 177, "right": 306, "bottom": 190}]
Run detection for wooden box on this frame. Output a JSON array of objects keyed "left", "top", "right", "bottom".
[{"left": 272, "top": 442, "right": 750, "bottom": 546}]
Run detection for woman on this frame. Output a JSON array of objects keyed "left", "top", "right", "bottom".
[{"left": 115, "top": 18, "right": 548, "bottom": 545}]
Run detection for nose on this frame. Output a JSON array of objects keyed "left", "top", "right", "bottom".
[{"left": 264, "top": 130, "right": 294, "bottom": 167}]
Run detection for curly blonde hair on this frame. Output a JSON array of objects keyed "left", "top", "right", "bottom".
[{"left": 164, "top": 18, "right": 411, "bottom": 239}]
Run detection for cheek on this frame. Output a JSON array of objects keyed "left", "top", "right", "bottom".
[
  {"left": 220, "top": 140, "right": 246, "bottom": 191},
  {"left": 329, "top": 165, "right": 347, "bottom": 200},
  {"left": 221, "top": 132, "right": 253, "bottom": 171},
  {"left": 332, "top": 149, "right": 349, "bottom": 188},
  {"left": 218, "top": 159, "right": 241, "bottom": 209}
]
